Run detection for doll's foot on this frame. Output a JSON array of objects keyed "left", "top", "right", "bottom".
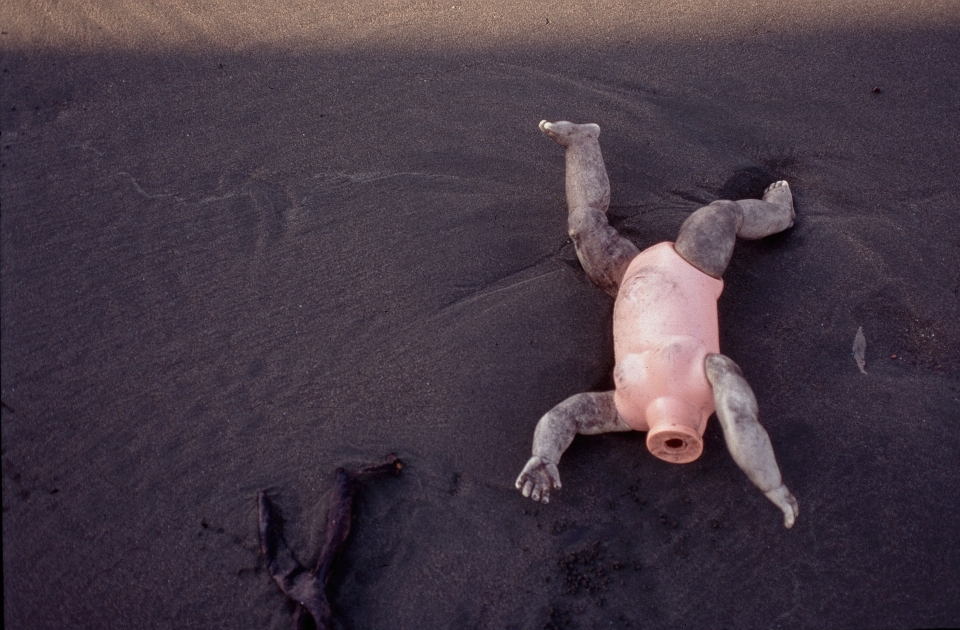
[
  {"left": 764, "top": 484, "right": 799, "bottom": 528},
  {"left": 762, "top": 180, "right": 795, "bottom": 225},
  {"left": 515, "top": 455, "right": 562, "bottom": 503},
  {"left": 539, "top": 120, "right": 601, "bottom": 148}
]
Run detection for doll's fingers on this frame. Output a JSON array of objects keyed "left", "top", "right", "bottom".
[
  {"left": 516, "top": 457, "right": 541, "bottom": 489},
  {"left": 546, "top": 464, "right": 562, "bottom": 489},
  {"left": 765, "top": 485, "right": 799, "bottom": 528},
  {"left": 539, "top": 488, "right": 550, "bottom": 504},
  {"left": 521, "top": 479, "right": 533, "bottom": 498},
  {"left": 781, "top": 491, "right": 799, "bottom": 528}
]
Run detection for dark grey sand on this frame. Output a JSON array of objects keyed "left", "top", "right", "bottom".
[{"left": 2, "top": 1, "right": 959, "bottom": 628}]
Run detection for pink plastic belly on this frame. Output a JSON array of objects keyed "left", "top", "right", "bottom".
[{"left": 612, "top": 242, "right": 723, "bottom": 463}]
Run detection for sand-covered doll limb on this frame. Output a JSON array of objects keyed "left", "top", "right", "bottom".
[
  {"left": 538, "top": 120, "right": 640, "bottom": 296},
  {"left": 674, "top": 182, "right": 799, "bottom": 527},
  {"left": 516, "top": 392, "right": 632, "bottom": 503},
  {"left": 705, "top": 355, "right": 800, "bottom": 528},
  {"left": 517, "top": 121, "right": 640, "bottom": 504},
  {"left": 674, "top": 180, "right": 796, "bottom": 278}
]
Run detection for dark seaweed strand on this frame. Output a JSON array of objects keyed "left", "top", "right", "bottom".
[
  {"left": 258, "top": 491, "right": 331, "bottom": 628},
  {"left": 313, "top": 455, "right": 404, "bottom": 584},
  {"left": 258, "top": 455, "right": 403, "bottom": 630}
]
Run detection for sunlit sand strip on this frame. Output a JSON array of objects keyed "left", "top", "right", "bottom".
[{"left": 2, "top": 0, "right": 959, "bottom": 53}]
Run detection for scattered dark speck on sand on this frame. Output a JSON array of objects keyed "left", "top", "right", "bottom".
[
  {"left": 558, "top": 541, "right": 606, "bottom": 596},
  {"left": 543, "top": 606, "right": 573, "bottom": 630}
]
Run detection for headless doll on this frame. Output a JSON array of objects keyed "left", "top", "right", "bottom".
[{"left": 515, "top": 121, "right": 799, "bottom": 528}]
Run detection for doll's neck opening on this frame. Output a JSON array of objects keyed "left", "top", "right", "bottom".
[{"left": 645, "top": 397, "right": 704, "bottom": 464}]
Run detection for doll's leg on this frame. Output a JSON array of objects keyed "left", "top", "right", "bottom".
[
  {"left": 735, "top": 180, "right": 795, "bottom": 239},
  {"left": 675, "top": 181, "right": 795, "bottom": 278},
  {"left": 705, "top": 353, "right": 799, "bottom": 528},
  {"left": 540, "top": 121, "right": 640, "bottom": 296},
  {"left": 516, "top": 391, "right": 631, "bottom": 503}
]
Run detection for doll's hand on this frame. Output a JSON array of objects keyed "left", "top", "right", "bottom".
[
  {"left": 765, "top": 485, "right": 800, "bottom": 528},
  {"left": 515, "top": 456, "right": 561, "bottom": 503}
]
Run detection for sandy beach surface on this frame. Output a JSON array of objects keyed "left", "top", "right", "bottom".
[{"left": 2, "top": 1, "right": 959, "bottom": 628}]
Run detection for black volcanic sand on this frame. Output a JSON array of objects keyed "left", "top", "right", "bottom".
[{"left": 2, "top": 2, "right": 959, "bottom": 628}]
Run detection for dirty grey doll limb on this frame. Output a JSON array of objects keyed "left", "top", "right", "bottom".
[
  {"left": 539, "top": 120, "right": 640, "bottom": 296},
  {"left": 675, "top": 180, "right": 796, "bottom": 278},
  {"left": 516, "top": 391, "right": 631, "bottom": 503},
  {"left": 704, "top": 354, "right": 799, "bottom": 528}
]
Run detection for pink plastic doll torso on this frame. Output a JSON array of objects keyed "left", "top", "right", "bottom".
[{"left": 612, "top": 242, "right": 724, "bottom": 463}]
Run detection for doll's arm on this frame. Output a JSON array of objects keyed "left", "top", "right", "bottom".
[
  {"left": 705, "top": 353, "right": 799, "bottom": 528},
  {"left": 516, "top": 391, "right": 630, "bottom": 503}
]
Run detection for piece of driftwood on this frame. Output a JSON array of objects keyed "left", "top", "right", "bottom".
[{"left": 258, "top": 454, "right": 403, "bottom": 630}]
